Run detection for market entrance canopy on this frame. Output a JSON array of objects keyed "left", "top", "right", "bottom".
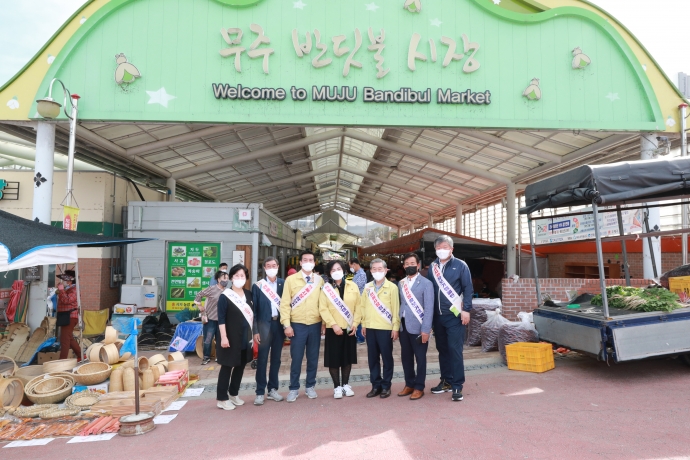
[
  {"left": 303, "top": 215, "right": 360, "bottom": 251},
  {"left": 0, "top": 0, "right": 687, "bottom": 226},
  {"left": 519, "top": 157, "right": 690, "bottom": 215},
  {"left": 0, "top": 209, "right": 153, "bottom": 271}
]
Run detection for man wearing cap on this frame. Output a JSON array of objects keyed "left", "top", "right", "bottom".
[{"left": 56, "top": 270, "right": 81, "bottom": 360}]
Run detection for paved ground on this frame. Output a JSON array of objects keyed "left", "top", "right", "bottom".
[{"left": 3, "top": 350, "right": 690, "bottom": 459}]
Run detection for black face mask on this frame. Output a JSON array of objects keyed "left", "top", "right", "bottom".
[
  {"left": 405, "top": 266, "right": 418, "bottom": 276},
  {"left": 219, "top": 280, "right": 229, "bottom": 288}
]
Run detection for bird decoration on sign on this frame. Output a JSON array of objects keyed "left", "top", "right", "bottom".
[
  {"left": 571, "top": 47, "right": 591, "bottom": 69},
  {"left": 114, "top": 54, "right": 141, "bottom": 85},
  {"left": 523, "top": 78, "right": 542, "bottom": 101},
  {"left": 403, "top": 0, "right": 421, "bottom": 13}
]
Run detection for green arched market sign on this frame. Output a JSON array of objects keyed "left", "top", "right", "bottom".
[{"left": 29, "top": 0, "right": 664, "bottom": 130}]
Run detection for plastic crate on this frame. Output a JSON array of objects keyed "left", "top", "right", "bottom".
[
  {"left": 505, "top": 342, "right": 555, "bottom": 373},
  {"left": 668, "top": 276, "right": 690, "bottom": 296}
]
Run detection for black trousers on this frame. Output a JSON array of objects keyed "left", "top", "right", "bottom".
[
  {"left": 217, "top": 351, "right": 249, "bottom": 400},
  {"left": 366, "top": 328, "right": 394, "bottom": 390},
  {"left": 399, "top": 318, "right": 429, "bottom": 391}
]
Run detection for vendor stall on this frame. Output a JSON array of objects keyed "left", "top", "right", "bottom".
[{"left": 520, "top": 157, "right": 690, "bottom": 362}]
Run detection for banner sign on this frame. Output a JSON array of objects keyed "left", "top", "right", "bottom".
[
  {"left": 166, "top": 242, "right": 221, "bottom": 312},
  {"left": 62, "top": 206, "right": 80, "bottom": 231},
  {"left": 535, "top": 208, "right": 644, "bottom": 244}
]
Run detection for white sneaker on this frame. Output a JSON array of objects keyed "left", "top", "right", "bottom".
[
  {"left": 286, "top": 390, "right": 299, "bottom": 403},
  {"left": 267, "top": 389, "right": 284, "bottom": 402},
  {"left": 254, "top": 395, "right": 264, "bottom": 406},
  {"left": 228, "top": 395, "right": 245, "bottom": 406},
  {"left": 334, "top": 386, "right": 343, "bottom": 399},
  {"left": 342, "top": 384, "right": 355, "bottom": 397},
  {"left": 305, "top": 386, "right": 318, "bottom": 399},
  {"left": 217, "top": 400, "right": 235, "bottom": 411}
]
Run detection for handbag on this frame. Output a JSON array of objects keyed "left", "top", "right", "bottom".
[{"left": 56, "top": 310, "right": 75, "bottom": 327}]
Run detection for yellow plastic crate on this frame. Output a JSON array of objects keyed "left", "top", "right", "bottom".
[
  {"left": 668, "top": 276, "right": 690, "bottom": 295},
  {"left": 505, "top": 342, "right": 555, "bottom": 373}
]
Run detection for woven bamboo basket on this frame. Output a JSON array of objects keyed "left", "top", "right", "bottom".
[
  {"left": 13, "top": 365, "right": 45, "bottom": 385},
  {"left": 104, "top": 326, "right": 118, "bottom": 344},
  {"left": 119, "top": 352, "right": 132, "bottom": 362},
  {"left": 88, "top": 343, "right": 104, "bottom": 362},
  {"left": 65, "top": 391, "right": 100, "bottom": 410},
  {"left": 0, "top": 355, "right": 17, "bottom": 378},
  {"left": 0, "top": 377, "right": 24, "bottom": 409},
  {"left": 13, "top": 404, "right": 58, "bottom": 418},
  {"left": 168, "top": 359, "right": 188, "bottom": 372},
  {"left": 39, "top": 407, "right": 81, "bottom": 419},
  {"left": 168, "top": 351, "right": 185, "bottom": 362},
  {"left": 141, "top": 369, "right": 154, "bottom": 390},
  {"left": 32, "top": 376, "right": 69, "bottom": 395},
  {"left": 99, "top": 344, "right": 120, "bottom": 365},
  {"left": 138, "top": 356, "right": 150, "bottom": 371},
  {"left": 151, "top": 365, "right": 160, "bottom": 383},
  {"left": 148, "top": 354, "right": 166, "bottom": 366},
  {"left": 25, "top": 379, "right": 74, "bottom": 404},
  {"left": 123, "top": 367, "right": 136, "bottom": 391},
  {"left": 110, "top": 367, "right": 124, "bottom": 392},
  {"left": 43, "top": 358, "right": 77, "bottom": 373},
  {"left": 119, "top": 359, "right": 135, "bottom": 369},
  {"left": 73, "top": 362, "right": 112, "bottom": 385}
]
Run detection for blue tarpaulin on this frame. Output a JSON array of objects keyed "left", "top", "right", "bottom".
[{"left": 168, "top": 322, "right": 202, "bottom": 353}]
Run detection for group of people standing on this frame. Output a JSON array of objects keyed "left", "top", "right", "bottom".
[{"left": 198, "top": 234, "right": 473, "bottom": 411}]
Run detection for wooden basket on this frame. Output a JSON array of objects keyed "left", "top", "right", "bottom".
[
  {"left": 73, "top": 362, "right": 112, "bottom": 385},
  {"left": 39, "top": 407, "right": 81, "bottom": 418},
  {"left": 0, "top": 377, "right": 24, "bottom": 409},
  {"left": 0, "top": 355, "right": 17, "bottom": 378},
  {"left": 32, "top": 376, "right": 69, "bottom": 395},
  {"left": 12, "top": 404, "right": 58, "bottom": 418},
  {"left": 99, "top": 344, "right": 120, "bottom": 365},
  {"left": 104, "top": 326, "right": 118, "bottom": 344},
  {"left": 110, "top": 367, "right": 124, "bottom": 392},
  {"left": 13, "top": 365, "right": 45, "bottom": 385},
  {"left": 168, "top": 351, "right": 185, "bottom": 362},
  {"left": 88, "top": 343, "right": 104, "bottom": 362},
  {"left": 148, "top": 354, "right": 166, "bottom": 366},
  {"left": 138, "top": 356, "right": 150, "bottom": 371},
  {"left": 25, "top": 380, "right": 74, "bottom": 405},
  {"left": 65, "top": 391, "right": 100, "bottom": 410},
  {"left": 123, "top": 367, "right": 136, "bottom": 392},
  {"left": 43, "top": 358, "right": 77, "bottom": 373},
  {"left": 168, "top": 359, "right": 188, "bottom": 372}
]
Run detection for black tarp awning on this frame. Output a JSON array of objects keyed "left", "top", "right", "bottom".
[
  {"left": 519, "top": 157, "right": 690, "bottom": 215},
  {"left": 0, "top": 209, "right": 152, "bottom": 267}
]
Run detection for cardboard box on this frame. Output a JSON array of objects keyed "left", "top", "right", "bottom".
[
  {"left": 137, "top": 307, "right": 158, "bottom": 315},
  {"left": 38, "top": 351, "right": 60, "bottom": 365},
  {"left": 72, "top": 382, "right": 109, "bottom": 395},
  {"left": 156, "top": 370, "right": 189, "bottom": 394},
  {"left": 113, "top": 303, "right": 135, "bottom": 314}
]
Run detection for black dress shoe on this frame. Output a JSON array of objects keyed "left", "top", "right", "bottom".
[
  {"left": 366, "top": 388, "right": 382, "bottom": 398},
  {"left": 379, "top": 389, "right": 392, "bottom": 399}
]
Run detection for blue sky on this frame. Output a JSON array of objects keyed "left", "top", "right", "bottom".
[{"left": 1, "top": 0, "right": 688, "bottom": 87}]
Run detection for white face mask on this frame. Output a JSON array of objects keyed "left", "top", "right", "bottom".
[
  {"left": 436, "top": 249, "right": 451, "bottom": 260},
  {"left": 265, "top": 268, "right": 278, "bottom": 278},
  {"left": 372, "top": 271, "right": 386, "bottom": 282},
  {"left": 301, "top": 262, "right": 315, "bottom": 272},
  {"left": 330, "top": 270, "right": 344, "bottom": 281},
  {"left": 232, "top": 278, "right": 246, "bottom": 288},
  {"left": 350, "top": 267, "right": 355, "bottom": 273}
]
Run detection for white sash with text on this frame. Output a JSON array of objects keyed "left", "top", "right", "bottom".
[
  {"left": 223, "top": 289, "right": 254, "bottom": 341},
  {"left": 431, "top": 262, "right": 463, "bottom": 315},
  {"left": 290, "top": 274, "right": 321, "bottom": 309},
  {"left": 401, "top": 279, "right": 424, "bottom": 324},
  {"left": 322, "top": 282, "right": 353, "bottom": 328},
  {"left": 366, "top": 284, "right": 393, "bottom": 325}
]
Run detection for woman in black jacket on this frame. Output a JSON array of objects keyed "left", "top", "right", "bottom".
[{"left": 216, "top": 264, "right": 254, "bottom": 410}]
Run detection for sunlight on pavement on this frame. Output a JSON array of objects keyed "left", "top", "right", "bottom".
[{"left": 505, "top": 387, "right": 544, "bottom": 397}]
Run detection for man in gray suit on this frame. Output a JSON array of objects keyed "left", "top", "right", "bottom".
[{"left": 397, "top": 252, "right": 435, "bottom": 400}]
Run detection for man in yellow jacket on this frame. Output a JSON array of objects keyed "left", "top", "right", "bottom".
[
  {"left": 280, "top": 250, "right": 324, "bottom": 403},
  {"left": 360, "top": 258, "right": 400, "bottom": 398}
]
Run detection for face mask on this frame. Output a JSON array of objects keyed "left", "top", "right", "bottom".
[
  {"left": 436, "top": 249, "right": 451, "bottom": 260},
  {"left": 265, "top": 268, "right": 278, "bottom": 278},
  {"left": 232, "top": 278, "right": 246, "bottom": 288},
  {"left": 331, "top": 270, "right": 344, "bottom": 281},
  {"left": 219, "top": 280, "right": 229, "bottom": 288},
  {"left": 350, "top": 267, "right": 355, "bottom": 273},
  {"left": 301, "top": 262, "right": 315, "bottom": 272},
  {"left": 405, "top": 266, "right": 418, "bottom": 276},
  {"left": 372, "top": 272, "right": 386, "bottom": 282}
]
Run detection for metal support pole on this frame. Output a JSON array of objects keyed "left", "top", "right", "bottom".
[
  {"left": 640, "top": 134, "right": 661, "bottom": 278},
  {"left": 506, "top": 183, "right": 517, "bottom": 277},
  {"left": 167, "top": 177, "right": 176, "bottom": 202},
  {"left": 643, "top": 210, "right": 658, "bottom": 278},
  {"left": 428, "top": 214, "right": 433, "bottom": 229},
  {"left": 64, "top": 95, "right": 79, "bottom": 207},
  {"left": 74, "top": 262, "right": 84, "bottom": 362},
  {"left": 681, "top": 104, "right": 689, "bottom": 266},
  {"left": 592, "top": 203, "right": 611, "bottom": 319},
  {"left": 526, "top": 217, "right": 542, "bottom": 305},
  {"left": 616, "top": 206, "right": 631, "bottom": 287},
  {"left": 455, "top": 204, "right": 463, "bottom": 234}
]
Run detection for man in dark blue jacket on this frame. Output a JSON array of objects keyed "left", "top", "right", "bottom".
[
  {"left": 427, "top": 235, "right": 473, "bottom": 402},
  {"left": 252, "top": 257, "right": 285, "bottom": 405}
]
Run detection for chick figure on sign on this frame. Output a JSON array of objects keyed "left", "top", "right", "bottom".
[
  {"left": 404, "top": 0, "right": 421, "bottom": 13},
  {"left": 523, "top": 78, "right": 541, "bottom": 101},
  {"left": 114, "top": 54, "right": 141, "bottom": 85},
  {"left": 571, "top": 47, "right": 591, "bottom": 69}
]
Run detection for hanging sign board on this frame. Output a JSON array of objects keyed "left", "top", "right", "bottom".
[
  {"left": 63, "top": 206, "right": 80, "bottom": 231},
  {"left": 166, "top": 242, "right": 221, "bottom": 312},
  {"left": 535, "top": 208, "right": 644, "bottom": 244}
]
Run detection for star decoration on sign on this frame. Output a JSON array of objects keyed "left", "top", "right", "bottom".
[
  {"left": 365, "top": 2, "right": 380, "bottom": 11},
  {"left": 293, "top": 0, "right": 306, "bottom": 9},
  {"left": 430, "top": 18, "right": 442, "bottom": 27},
  {"left": 605, "top": 92, "right": 620, "bottom": 102},
  {"left": 146, "top": 87, "right": 177, "bottom": 108},
  {"left": 493, "top": 0, "right": 501, "bottom": 4}
]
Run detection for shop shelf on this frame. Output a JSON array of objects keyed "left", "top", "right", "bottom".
[{"left": 505, "top": 342, "right": 555, "bottom": 373}]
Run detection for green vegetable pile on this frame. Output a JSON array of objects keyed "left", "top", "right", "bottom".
[{"left": 591, "top": 286, "right": 682, "bottom": 312}]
